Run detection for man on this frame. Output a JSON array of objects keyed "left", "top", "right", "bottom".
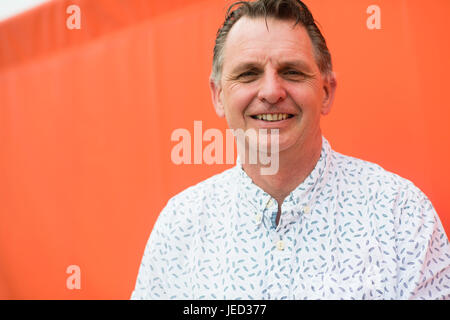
[{"left": 131, "top": 0, "right": 450, "bottom": 299}]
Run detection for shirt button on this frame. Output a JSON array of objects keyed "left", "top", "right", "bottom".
[
  {"left": 266, "top": 198, "right": 274, "bottom": 208},
  {"left": 303, "top": 205, "right": 311, "bottom": 214},
  {"left": 255, "top": 213, "right": 262, "bottom": 224},
  {"left": 276, "top": 240, "right": 285, "bottom": 251}
]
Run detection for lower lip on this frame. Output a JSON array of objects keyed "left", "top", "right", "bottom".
[{"left": 248, "top": 116, "right": 296, "bottom": 128}]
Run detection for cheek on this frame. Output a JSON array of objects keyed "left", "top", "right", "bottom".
[
  {"left": 223, "top": 86, "right": 256, "bottom": 115},
  {"left": 288, "top": 84, "right": 322, "bottom": 113}
]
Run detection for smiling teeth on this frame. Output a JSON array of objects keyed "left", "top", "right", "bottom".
[{"left": 256, "top": 113, "right": 290, "bottom": 121}]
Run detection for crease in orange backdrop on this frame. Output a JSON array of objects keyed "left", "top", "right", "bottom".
[{"left": 0, "top": 0, "right": 449, "bottom": 299}]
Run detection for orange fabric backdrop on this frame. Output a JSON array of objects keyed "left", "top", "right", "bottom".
[{"left": 0, "top": 0, "right": 449, "bottom": 299}]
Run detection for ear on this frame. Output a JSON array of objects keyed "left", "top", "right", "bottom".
[
  {"left": 209, "top": 77, "right": 225, "bottom": 118},
  {"left": 320, "top": 71, "right": 337, "bottom": 116}
]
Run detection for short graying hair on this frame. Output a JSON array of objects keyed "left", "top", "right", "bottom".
[{"left": 211, "top": 0, "right": 333, "bottom": 84}]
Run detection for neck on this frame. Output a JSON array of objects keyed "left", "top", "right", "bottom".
[{"left": 240, "top": 131, "right": 323, "bottom": 205}]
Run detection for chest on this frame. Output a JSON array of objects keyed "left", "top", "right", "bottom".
[{"left": 187, "top": 211, "right": 393, "bottom": 299}]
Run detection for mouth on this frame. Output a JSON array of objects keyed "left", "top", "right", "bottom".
[{"left": 250, "top": 113, "right": 294, "bottom": 122}]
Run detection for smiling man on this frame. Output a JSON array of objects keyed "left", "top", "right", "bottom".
[
  {"left": 209, "top": 8, "right": 336, "bottom": 225},
  {"left": 131, "top": 0, "right": 450, "bottom": 300}
]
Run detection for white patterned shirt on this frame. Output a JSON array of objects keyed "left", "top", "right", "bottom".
[{"left": 131, "top": 136, "right": 450, "bottom": 300}]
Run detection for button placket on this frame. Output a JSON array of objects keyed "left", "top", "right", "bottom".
[{"left": 265, "top": 235, "right": 292, "bottom": 299}]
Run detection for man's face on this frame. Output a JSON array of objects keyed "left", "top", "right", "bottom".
[{"left": 210, "top": 17, "right": 336, "bottom": 155}]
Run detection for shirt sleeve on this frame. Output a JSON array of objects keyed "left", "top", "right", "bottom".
[
  {"left": 130, "top": 201, "right": 173, "bottom": 300},
  {"left": 395, "top": 183, "right": 450, "bottom": 299}
]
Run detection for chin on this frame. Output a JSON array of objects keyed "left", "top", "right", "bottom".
[{"left": 257, "top": 135, "right": 295, "bottom": 154}]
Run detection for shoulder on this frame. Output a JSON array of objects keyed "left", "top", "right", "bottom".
[
  {"left": 331, "top": 149, "right": 421, "bottom": 192},
  {"left": 144, "top": 167, "right": 238, "bottom": 263},
  {"left": 154, "top": 166, "right": 238, "bottom": 230},
  {"left": 167, "top": 166, "right": 238, "bottom": 208},
  {"left": 330, "top": 149, "right": 436, "bottom": 220}
]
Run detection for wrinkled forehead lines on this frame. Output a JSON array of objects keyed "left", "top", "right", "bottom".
[{"left": 222, "top": 16, "right": 315, "bottom": 72}]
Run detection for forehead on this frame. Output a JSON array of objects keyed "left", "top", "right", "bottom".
[{"left": 222, "top": 16, "right": 316, "bottom": 71}]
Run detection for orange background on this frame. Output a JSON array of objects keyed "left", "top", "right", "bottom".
[{"left": 0, "top": 0, "right": 449, "bottom": 299}]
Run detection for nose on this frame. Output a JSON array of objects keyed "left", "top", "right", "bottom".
[{"left": 257, "top": 70, "right": 286, "bottom": 105}]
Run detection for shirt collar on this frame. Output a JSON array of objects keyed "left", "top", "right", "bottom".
[{"left": 235, "top": 136, "right": 332, "bottom": 214}]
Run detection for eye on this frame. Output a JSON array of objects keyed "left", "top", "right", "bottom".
[
  {"left": 282, "top": 69, "right": 308, "bottom": 81},
  {"left": 283, "top": 69, "right": 302, "bottom": 76},
  {"left": 238, "top": 70, "right": 258, "bottom": 78},
  {"left": 235, "top": 69, "right": 260, "bottom": 83}
]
